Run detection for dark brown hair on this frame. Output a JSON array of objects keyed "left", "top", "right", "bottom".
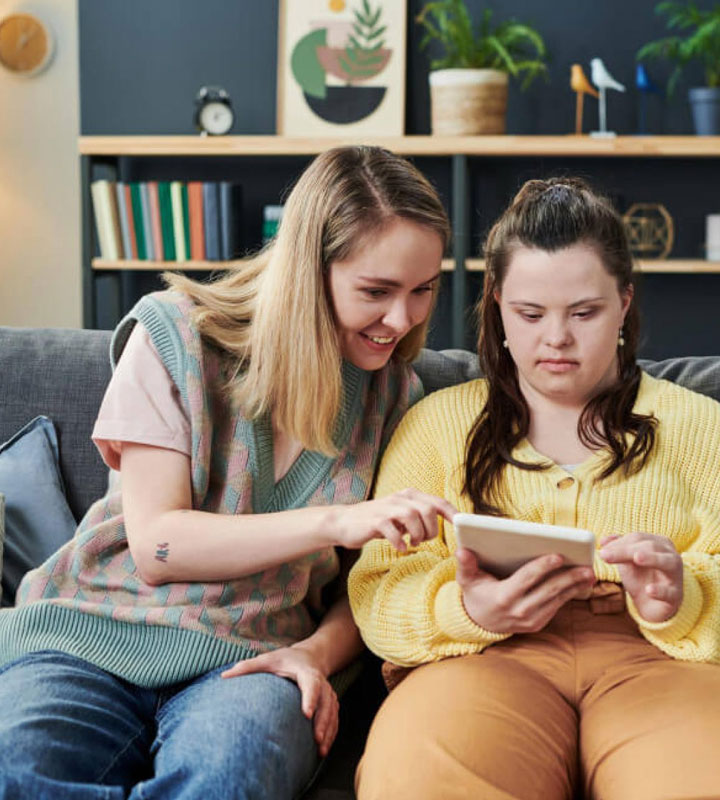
[{"left": 465, "top": 177, "right": 657, "bottom": 515}]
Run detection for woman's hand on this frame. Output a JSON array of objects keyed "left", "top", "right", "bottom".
[
  {"left": 221, "top": 646, "right": 339, "bottom": 757},
  {"left": 455, "top": 548, "right": 596, "bottom": 634},
  {"left": 332, "top": 489, "right": 457, "bottom": 551},
  {"left": 599, "top": 532, "right": 683, "bottom": 623}
]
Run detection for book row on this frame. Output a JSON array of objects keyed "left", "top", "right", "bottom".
[{"left": 90, "top": 180, "right": 243, "bottom": 263}]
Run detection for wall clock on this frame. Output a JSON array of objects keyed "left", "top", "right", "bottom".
[{"left": 0, "top": 12, "right": 54, "bottom": 76}]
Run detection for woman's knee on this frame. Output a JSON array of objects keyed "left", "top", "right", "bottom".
[
  {"left": 583, "top": 660, "right": 720, "bottom": 800},
  {"left": 150, "top": 671, "right": 318, "bottom": 800},
  {"left": 356, "top": 654, "right": 576, "bottom": 800}
]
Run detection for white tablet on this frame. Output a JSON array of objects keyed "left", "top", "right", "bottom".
[{"left": 452, "top": 513, "right": 595, "bottom": 579}]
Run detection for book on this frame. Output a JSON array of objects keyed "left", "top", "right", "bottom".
[
  {"left": 123, "top": 183, "right": 138, "bottom": 259},
  {"left": 148, "top": 181, "right": 165, "bottom": 261},
  {"left": 170, "top": 181, "right": 187, "bottom": 262},
  {"left": 187, "top": 182, "right": 205, "bottom": 260},
  {"left": 181, "top": 184, "right": 191, "bottom": 260},
  {"left": 139, "top": 183, "right": 155, "bottom": 260},
  {"left": 90, "top": 180, "right": 121, "bottom": 260},
  {"left": 129, "top": 183, "right": 147, "bottom": 260},
  {"left": 203, "top": 182, "right": 221, "bottom": 261},
  {"left": 115, "top": 182, "right": 131, "bottom": 260},
  {"left": 157, "top": 181, "right": 176, "bottom": 261},
  {"left": 109, "top": 185, "right": 124, "bottom": 260},
  {"left": 262, "top": 204, "right": 284, "bottom": 244},
  {"left": 219, "top": 182, "right": 244, "bottom": 260}
]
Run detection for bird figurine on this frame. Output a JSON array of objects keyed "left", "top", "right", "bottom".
[
  {"left": 570, "top": 64, "right": 599, "bottom": 135},
  {"left": 636, "top": 63, "right": 662, "bottom": 135},
  {"left": 590, "top": 57, "right": 626, "bottom": 137}
]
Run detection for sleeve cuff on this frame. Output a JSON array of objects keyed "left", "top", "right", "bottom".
[
  {"left": 434, "top": 581, "right": 510, "bottom": 646},
  {"left": 626, "top": 565, "right": 703, "bottom": 641}
]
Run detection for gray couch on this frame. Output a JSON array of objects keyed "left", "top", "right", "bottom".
[{"left": 2, "top": 324, "right": 720, "bottom": 799}]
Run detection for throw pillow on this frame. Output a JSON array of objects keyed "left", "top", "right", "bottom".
[{"left": 0, "top": 417, "right": 77, "bottom": 607}]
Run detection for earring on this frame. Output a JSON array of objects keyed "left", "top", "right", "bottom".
[
  {"left": 618, "top": 328, "right": 625, "bottom": 347},
  {"left": 502, "top": 339, "right": 509, "bottom": 349}
]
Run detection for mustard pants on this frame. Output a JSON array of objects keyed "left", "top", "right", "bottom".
[{"left": 356, "top": 589, "right": 720, "bottom": 800}]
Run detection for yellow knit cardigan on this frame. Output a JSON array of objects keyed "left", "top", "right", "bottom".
[{"left": 349, "top": 373, "right": 720, "bottom": 666}]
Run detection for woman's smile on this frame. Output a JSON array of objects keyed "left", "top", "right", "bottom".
[{"left": 359, "top": 332, "right": 398, "bottom": 351}]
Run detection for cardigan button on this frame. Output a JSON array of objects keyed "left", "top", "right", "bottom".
[{"left": 556, "top": 476, "right": 575, "bottom": 489}]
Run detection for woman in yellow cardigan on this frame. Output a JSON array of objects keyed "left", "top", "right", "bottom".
[{"left": 349, "top": 177, "right": 720, "bottom": 800}]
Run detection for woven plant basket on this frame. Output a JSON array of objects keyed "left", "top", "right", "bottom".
[{"left": 429, "top": 69, "right": 509, "bottom": 135}]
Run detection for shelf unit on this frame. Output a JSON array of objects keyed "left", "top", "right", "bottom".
[
  {"left": 92, "top": 257, "right": 720, "bottom": 274},
  {"left": 80, "top": 135, "right": 720, "bottom": 343}
]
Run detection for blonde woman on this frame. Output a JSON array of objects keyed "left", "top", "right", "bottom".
[
  {"left": 350, "top": 177, "right": 720, "bottom": 800},
  {"left": 0, "top": 147, "right": 454, "bottom": 800}
]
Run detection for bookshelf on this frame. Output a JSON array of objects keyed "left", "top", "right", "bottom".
[
  {"left": 92, "top": 257, "right": 720, "bottom": 274},
  {"left": 80, "top": 135, "right": 720, "bottom": 157},
  {"left": 80, "top": 135, "right": 720, "bottom": 343}
]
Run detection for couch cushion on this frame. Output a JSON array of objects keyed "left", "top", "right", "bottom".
[
  {"left": 0, "top": 494, "right": 5, "bottom": 602},
  {"left": 414, "top": 349, "right": 720, "bottom": 404},
  {"left": 637, "top": 356, "right": 720, "bottom": 402},
  {"left": 0, "top": 327, "right": 112, "bottom": 521},
  {"left": 413, "top": 348, "right": 481, "bottom": 394},
  {"left": 0, "top": 416, "right": 77, "bottom": 605}
]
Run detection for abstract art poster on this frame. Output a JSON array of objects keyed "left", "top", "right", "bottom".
[{"left": 277, "top": 0, "right": 406, "bottom": 136}]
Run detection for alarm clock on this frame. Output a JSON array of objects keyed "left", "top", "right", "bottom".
[
  {"left": 0, "top": 12, "right": 54, "bottom": 76},
  {"left": 194, "top": 86, "right": 234, "bottom": 136}
]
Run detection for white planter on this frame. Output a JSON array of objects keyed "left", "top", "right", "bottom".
[
  {"left": 429, "top": 69, "right": 509, "bottom": 135},
  {"left": 689, "top": 87, "right": 720, "bottom": 136}
]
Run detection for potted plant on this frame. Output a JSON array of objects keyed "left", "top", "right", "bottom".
[
  {"left": 637, "top": 1, "right": 720, "bottom": 135},
  {"left": 416, "top": 0, "right": 548, "bottom": 135}
]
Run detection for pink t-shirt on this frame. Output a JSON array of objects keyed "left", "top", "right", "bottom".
[{"left": 92, "top": 323, "right": 191, "bottom": 471}]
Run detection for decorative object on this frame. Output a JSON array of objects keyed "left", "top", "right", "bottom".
[
  {"left": 194, "top": 86, "right": 234, "bottom": 136},
  {"left": 277, "top": 0, "right": 406, "bottom": 136},
  {"left": 622, "top": 203, "right": 674, "bottom": 259},
  {"left": 416, "top": 0, "right": 548, "bottom": 135},
  {"left": 637, "top": 1, "right": 720, "bottom": 135},
  {"left": 706, "top": 214, "right": 720, "bottom": 260},
  {"left": 0, "top": 11, "right": 54, "bottom": 76},
  {"left": 635, "top": 63, "right": 662, "bottom": 134},
  {"left": 590, "top": 57, "right": 626, "bottom": 138},
  {"left": 570, "top": 64, "right": 598, "bottom": 135}
]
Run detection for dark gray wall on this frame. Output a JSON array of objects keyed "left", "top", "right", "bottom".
[
  {"left": 79, "top": 0, "right": 720, "bottom": 357},
  {"left": 79, "top": 2, "right": 278, "bottom": 135},
  {"left": 79, "top": 0, "right": 706, "bottom": 136}
]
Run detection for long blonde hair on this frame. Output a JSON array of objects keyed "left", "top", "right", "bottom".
[{"left": 165, "top": 146, "right": 450, "bottom": 455}]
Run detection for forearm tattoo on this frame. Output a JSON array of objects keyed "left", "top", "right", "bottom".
[{"left": 155, "top": 542, "right": 170, "bottom": 562}]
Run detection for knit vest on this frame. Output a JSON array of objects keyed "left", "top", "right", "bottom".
[{"left": 0, "top": 290, "right": 422, "bottom": 687}]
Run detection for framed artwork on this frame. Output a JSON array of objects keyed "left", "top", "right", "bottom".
[{"left": 277, "top": 0, "right": 406, "bottom": 136}]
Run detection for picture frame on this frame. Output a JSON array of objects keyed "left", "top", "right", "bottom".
[{"left": 277, "top": 0, "right": 406, "bottom": 137}]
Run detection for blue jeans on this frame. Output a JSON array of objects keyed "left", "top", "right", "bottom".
[{"left": 0, "top": 651, "right": 319, "bottom": 800}]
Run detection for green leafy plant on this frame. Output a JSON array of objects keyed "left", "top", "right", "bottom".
[
  {"left": 637, "top": 1, "right": 720, "bottom": 93},
  {"left": 416, "top": 0, "right": 548, "bottom": 89},
  {"left": 341, "top": 0, "right": 387, "bottom": 81}
]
